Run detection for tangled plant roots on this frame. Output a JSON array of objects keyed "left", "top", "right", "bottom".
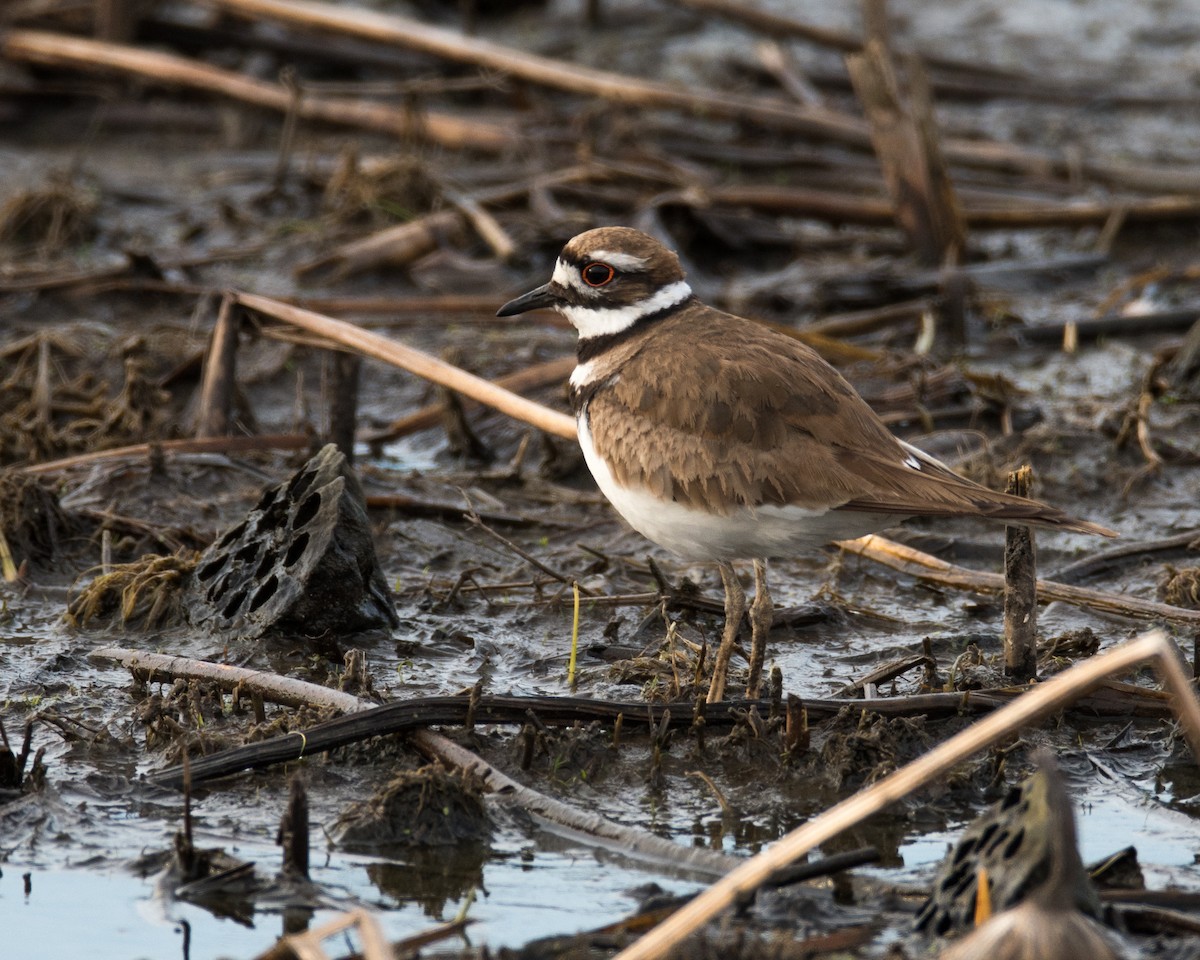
[
  {"left": 67, "top": 551, "right": 199, "bottom": 631},
  {"left": 0, "top": 176, "right": 98, "bottom": 250},
  {"left": 1159, "top": 566, "right": 1200, "bottom": 609}
]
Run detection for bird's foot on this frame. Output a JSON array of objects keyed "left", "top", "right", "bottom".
[
  {"left": 706, "top": 561, "right": 746, "bottom": 704},
  {"left": 745, "top": 559, "right": 773, "bottom": 698}
]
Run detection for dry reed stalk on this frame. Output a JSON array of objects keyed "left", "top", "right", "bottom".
[
  {"left": 840, "top": 534, "right": 1200, "bottom": 626},
  {"left": 234, "top": 293, "right": 578, "bottom": 440}
]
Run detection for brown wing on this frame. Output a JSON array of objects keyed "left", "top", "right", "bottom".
[{"left": 585, "top": 309, "right": 1115, "bottom": 536}]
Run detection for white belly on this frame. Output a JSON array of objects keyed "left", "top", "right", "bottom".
[{"left": 577, "top": 415, "right": 891, "bottom": 561}]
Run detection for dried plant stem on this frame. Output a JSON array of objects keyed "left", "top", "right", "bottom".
[
  {"left": 195, "top": 294, "right": 240, "bottom": 439},
  {"left": 362, "top": 355, "right": 574, "bottom": 445},
  {"left": 92, "top": 648, "right": 740, "bottom": 877},
  {"left": 328, "top": 351, "right": 361, "bottom": 463},
  {"left": 839, "top": 534, "right": 1200, "bottom": 626},
  {"left": 846, "top": 41, "right": 965, "bottom": 265},
  {"left": 0, "top": 30, "right": 510, "bottom": 151},
  {"left": 611, "top": 629, "right": 1200, "bottom": 960},
  {"left": 235, "top": 293, "right": 577, "bottom": 440},
  {"left": 568, "top": 581, "right": 581, "bottom": 690},
  {"left": 1003, "top": 467, "right": 1038, "bottom": 682},
  {"left": 19, "top": 434, "right": 311, "bottom": 476},
  {"left": 255, "top": 908, "right": 390, "bottom": 960},
  {"left": 703, "top": 184, "right": 1200, "bottom": 228},
  {"left": 209, "top": 0, "right": 868, "bottom": 143}
]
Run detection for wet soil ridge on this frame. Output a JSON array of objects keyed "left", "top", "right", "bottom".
[{"left": 186, "top": 443, "right": 397, "bottom": 638}]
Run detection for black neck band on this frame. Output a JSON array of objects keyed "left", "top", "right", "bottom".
[{"left": 575, "top": 294, "right": 694, "bottom": 364}]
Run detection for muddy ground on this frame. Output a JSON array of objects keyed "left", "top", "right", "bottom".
[{"left": 2, "top": 0, "right": 1200, "bottom": 958}]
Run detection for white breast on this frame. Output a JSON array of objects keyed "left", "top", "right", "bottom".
[{"left": 576, "top": 414, "right": 893, "bottom": 561}]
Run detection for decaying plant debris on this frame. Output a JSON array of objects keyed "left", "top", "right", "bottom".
[{"left": 3, "top": 0, "right": 1200, "bottom": 957}]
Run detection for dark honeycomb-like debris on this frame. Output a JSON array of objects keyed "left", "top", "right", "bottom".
[
  {"left": 186, "top": 444, "right": 397, "bottom": 639},
  {"left": 914, "top": 753, "right": 1101, "bottom": 938}
]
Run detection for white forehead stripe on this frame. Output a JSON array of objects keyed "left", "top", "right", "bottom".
[
  {"left": 561, "top": 279, "right": 692, "bottom": 339},
  {"left": 589, "top": 250, "right": 649, "bottom": 271},
  {"left": 551, "top": 258, "right": 590, "bottom": 295}
]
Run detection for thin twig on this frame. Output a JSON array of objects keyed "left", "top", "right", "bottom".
[
  {"left": 463, "top": 499, "right": 596, "bottom": 596},
  {"left": 19, "top": 434, "right": 311, "bottom": 476}
]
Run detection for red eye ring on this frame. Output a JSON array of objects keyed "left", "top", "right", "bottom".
[{"left": 582, "top": 262, "right": 616, "bottom": 287}]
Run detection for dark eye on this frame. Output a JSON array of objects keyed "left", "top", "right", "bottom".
[{"left": 582, "top": 262, "right": 615, "bottom": 287}]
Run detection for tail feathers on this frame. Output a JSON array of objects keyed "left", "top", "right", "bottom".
[
  {"left": 838, "top": 488, "right": 1117, "bottom": 537},
  {"left": 838, "top": 442, "right": 1118, "bottom": 538}
]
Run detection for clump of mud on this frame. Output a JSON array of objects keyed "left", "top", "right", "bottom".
[
  {"left": 0, "top": 471, "right": 75, "bottom": 571},
  {"left": 818, "top": 707, "right": 933, "bottom": 791},
  {"left": 330, "top": 761, "right": 490, "bottom": 848}
]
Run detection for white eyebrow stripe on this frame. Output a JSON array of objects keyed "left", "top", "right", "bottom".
[{"left": 589, "top": 250, "right": 649, "bottom": 271}]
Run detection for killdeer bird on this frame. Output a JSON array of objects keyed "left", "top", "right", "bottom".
[{"left": 497, "top": 227, "right": 1116, "bottom": 702}]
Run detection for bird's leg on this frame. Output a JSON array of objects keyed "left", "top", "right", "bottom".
[
  {"left": 745, "top": 558, "right": 772, "bottom": 698},
  {"left": 707, "top": 560, "right": 746, "bottom": 703}
]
